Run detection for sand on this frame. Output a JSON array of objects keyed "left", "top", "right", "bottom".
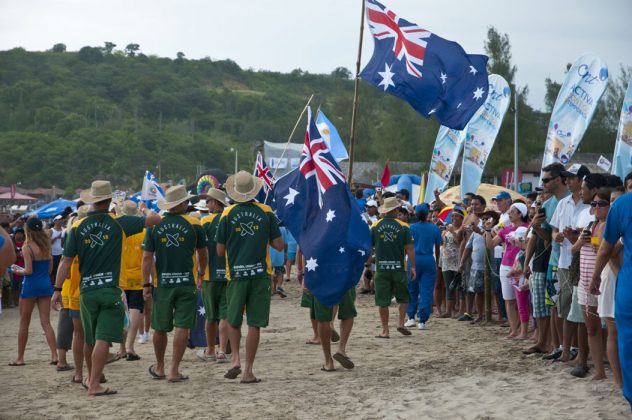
[{"left": 0, "top": 279, "right": 630, "bottom": 420}]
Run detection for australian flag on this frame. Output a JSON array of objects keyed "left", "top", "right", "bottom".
[
  {"left": 360, "top": 0, "right": 489, "bottom": 130},
  {"left": 254, "top": 152, "right": 276, "bottom": 208},
  {"left": 273, "top": 107, "right": 371, "bottom": 306}
]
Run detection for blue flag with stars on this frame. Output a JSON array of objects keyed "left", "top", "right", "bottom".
[
  {"left": 360, "top": 0, "right": 489, "bottom": 130},
  {"left": 273, "top": 107, "right": 371, "bottom": 306}
]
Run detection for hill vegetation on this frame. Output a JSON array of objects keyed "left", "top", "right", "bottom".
[{"left": 0, "top": 29, "right": 627, "bottom": 194}]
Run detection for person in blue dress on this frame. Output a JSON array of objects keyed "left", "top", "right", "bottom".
[
  {"left": 591, "top": 187, "right": 632, "bottom": 411},
  {"left": 9, "top": 217, "right": 58, "bottom": 366},
  {"left": 405, "top": 204, "right": 442, "bottom": 330}
]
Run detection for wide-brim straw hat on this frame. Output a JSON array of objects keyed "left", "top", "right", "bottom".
[
  {"left": 199, "top": 188, "right": 229, "bottom": 207},
  {"left": 157, "top": 185, "right": 196, "bottom": 211},
  {"left": 225, "top": 171, "right": 263, "bottom": 203},
  {"left": 120, "top": 200, "right": 141, "bottom": 216},
  {"left": 77, "top": 205, "right": 90, "bottom": 219},
  {"left": 378, "top": 197, "right": 400, "bottom": 214},
  {"left": 194, "top": 199, "right": 208, "bottom": 212},
  {"left": 80, "top": 180, "right": 113, "bottom": 204}
]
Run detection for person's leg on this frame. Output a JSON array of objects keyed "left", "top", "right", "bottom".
[
  {"left": 406, "top": 273, "right": 419, "bottom": 323},
  {"left": 86, "top": 339, "right": 110, "bottom": 394},
  {"left": 227, "top": 324, "right": 242, "bottom": 369},
  {"left": 152, "top": 331, "right": 168, "bottom": 376},
  {"left": 84, "top": 343, "right": 93, "bottom": 380},
  {"left": 574, "top": 323, "right": 589, "bottom": 368},
  {"left": 434, "top": 270, "right": 445, "bottom": 315},
  {"left": 605, "top": 318, "right": 622, "bottom": 388},
  {"left": 337, "top": 318, "right": 354, "bottom": 356},
  {"left": 318, "top": 321, "right": 334, "bottom": 370},
  {"left": 218, "top": 319, "right": 229, "bottom": 354},
  {"left": 583, "top": 305, "right": 606, "bottom": 380},
  {"left": 142, "top": 297, "right": 152, "bottom": 340},
  {"left": 204, "top": 320, "right": 217, "bottom": 356},
  {"left": 36, "top": 297, "right": 58, "bottom": 362},
  {"left": 15, "top": 297, "right": 35, "bottom": 364},
  {"left": 168, "top": 327, "right": 189, "bottom": 380},
  {"left": 56, "top": 308, "right": 73, "bottom": 368},
  {"left": 474, "top": 293, "right": 484, "bottom": 322},
  {"left": 417, "top": 263, "right": 436, "bottom": 325},
  {"left": 505, "top": 300, "right": 519, "bottom": 337},
  {"left": 514, "top": 289, "right": 529, "bottom": 339},
  {"left": 242, "top": 326, "right": 260, "bottom": 381},
  {"left": 378, "top": 306, "right": 390, "bottom": 337},
  {"left": 126, "top": 308, "right": 142, "bottom": 357},
  {"left": 443, "top": 271, "right": 456, "bottom": 317},
  {"left": 71, "top": 316, "right": 84, "bottom": 381},
  {"left": 559, "top": 319, "right": 577, "bottom": 361}
]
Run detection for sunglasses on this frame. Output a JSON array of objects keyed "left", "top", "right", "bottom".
[
  {"left": 590, "top": 200, "right": 610, "bottom": 208},
  {"left": 541, "top": 175, "right": 559, "bottom": 184}
]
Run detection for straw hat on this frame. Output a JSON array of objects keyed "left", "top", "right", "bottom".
[
  {"left": 77, "top": 205, "right": 90, "bottom": 219},
  {"left": 157, "top": 185, "right": 196, "bottom": 211},
  {"left": 378, "top": 197, "right": 400, "bottom": 214},
  {"left": 194, "top": 199, "right": 209, "bottom": 212},
  {"left": 225, "top": 171, "right": 263, "bottom": 203},
  {"left": 200, "top": 188, "right": 229, "bottom": 207},
  {"left": 120, "top": 200, "right": 141, "bottom": 216},
  {"left": 80, "top": 180, "right": 113, "bottom": 204}
]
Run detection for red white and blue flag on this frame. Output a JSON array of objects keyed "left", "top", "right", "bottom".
[
  {"left": 274, "top": 107, "right": 371, "bottom": 306},
  {"left": 254, "top": 151, "right": 275, "bottom": 207},
  {"left": 360, "top": 0, "right": 489, "bottom": 130}
]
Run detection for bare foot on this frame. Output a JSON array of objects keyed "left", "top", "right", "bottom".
[
  {"left": 514, "top": 334, "right": 529, "bottom": 340},
  {"left": 438, "top": 313, "right": 451, "bottom": 319},
  {"left": 592, "top": 373, "right": 607, "bottom": 381}
]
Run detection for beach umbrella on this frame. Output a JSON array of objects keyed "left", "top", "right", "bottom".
[
  {"left": 437, "top": 206, "right": 467, "bottom": 224},
  {"left": 28, "top": 198, "right": 76, "bottom": 219},
  {"left": 439, "top": 183, "right": 523, "bottom": 205}
]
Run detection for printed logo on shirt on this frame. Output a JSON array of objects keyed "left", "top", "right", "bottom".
[{"left": 239, "top": 222, "right": 255, "bottom": 237}]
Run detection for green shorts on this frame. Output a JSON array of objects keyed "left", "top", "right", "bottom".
[
  {"left": 310, "top": 288, "right": 357, "bottom": 322},
  {"left": 226, "top": 277, "right": 271, "bottom": 328},
  {"left": 202, "top": 281, "right": 227, "bottom": 321},
  {"left": 80, "top": 287, "right": 125, "bottom": 346},
  {"left": 374, "top": 271, "right": 410, "bottom": 307},
  {"left": 301, "top": 290, "right": 312, "bottom": 308},
  {"left": 151, "top": 286, "right": 197, "bottom": 332}
]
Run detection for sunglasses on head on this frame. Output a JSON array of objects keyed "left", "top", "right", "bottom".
[
  {"left": 541, "top": 175, "right": 559, "bottom": 184},
  {"left": 590, "top": 200, "right": 610, "bottom": 208}
]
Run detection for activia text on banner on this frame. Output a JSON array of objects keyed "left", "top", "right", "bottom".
[
  {"left": 541, "top": 53, "right": 608, "bottom": 169},
  {"left": 423, "top": 126, "right": 466, "bottom": 203},
  {"left": 460, "top": 74, "right": 511, "bottom": 197},
  {"left": 612, "top": 77, "right": 632, "bottom": 179}
]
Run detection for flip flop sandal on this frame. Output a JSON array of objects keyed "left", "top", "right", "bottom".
[
  {"left": 224, "top": 366, "right": 242, "bottom": 380},
  {"left": 148, "top": 365, "right": 166, "bottom": 380},
  {"left": 216, "top": 352, "right": 229, "bottom": 363},
  {"left": 240, "top": 377, "right": 262, "bottom": 383},
  {"left": 71, "top": 376, "right": 83, "bottom": 384},
  {"left": 167, "top": 374, "right": 189, "bottom": 383},
  {"left": 126, "top": 353, "right": 141, "bottom": 361},
  {"left": 374, "top": 335, "right": 390, "bottom": 339},
  {"left": 305, "top": 340, "right": 320, "bottom": 345},
  {"left": 49, "top": 360, "right": 59, "bottom": 365},
  {"left": 8, "top": 362, "right": 25, "bottom": 366},
  {"left": 82, "top": 379, "right": 89, "bottom": 390},
  {"left": 320, "top": 366, "right": 336, "bottom": 372},
  {"left": 91, "top": 388, "right": 117, "bottom": 396},
  {"left": 56, "top": 365, "right": 74, "bottom": 372},
  {"left": 397, "top": 327, "right": 412, "bottom": 336},
  {"left": 333, "top": 352, "right": 355, "bottom": 370}
]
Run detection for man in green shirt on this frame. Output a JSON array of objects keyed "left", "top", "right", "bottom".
[
  {"left": 216, "top": 171, "right": 283, "bottom": 384},
  {"left": 197, "top": 188, "right": 230, "bottom": 363},
  {"left": 142, "top": 185, "right": 208, "bottom": 383},
  {"left": 371, "top": 197, "right": 416, "bottom": 338},
  {"left": 52, "top": 180, "right": 161, "bottom": 396}
]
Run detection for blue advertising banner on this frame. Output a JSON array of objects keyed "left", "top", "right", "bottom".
[
  {"left": 460, "top": 74, "right": 511, "bottom": 196},
  {"left": 612, "top": 77, "right": 632, "bottom": 179},
  {"left": 541, "top": 53, "right": 608, "bottom": 169}
]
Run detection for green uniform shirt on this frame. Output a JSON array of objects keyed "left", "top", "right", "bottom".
[
  {"left": 201, "top": 212, "right": 227, "bottom": 282},
  {"left": 143, "top": 213, "right": 207, "bottom": 288},
  {"left": 215, "top": 202, "right": 281, "bottom": 281},
  {"left": 370, "top": 216, "right": 413, "bottom": 272},
  {"left": 63, "top": 210, "right": 145, "bottom": 292}
]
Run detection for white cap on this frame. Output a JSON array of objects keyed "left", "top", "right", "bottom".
[
  {"left": 366, "top": 200, "right": 378, "bottom": 208},
  {"left": 53, "top": 215, "right": 63, "bottom": 222},
  {"left": 511, "top": 203, "right": 528, "bottom": 217}
]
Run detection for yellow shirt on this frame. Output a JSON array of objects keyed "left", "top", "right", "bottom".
[{"left": 120, "top": 229, "right": 145, "bottom": 291}]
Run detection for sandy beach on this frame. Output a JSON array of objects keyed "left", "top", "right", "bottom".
[{"left": 0, "top": 278, "right": 629, "bottom": 420}]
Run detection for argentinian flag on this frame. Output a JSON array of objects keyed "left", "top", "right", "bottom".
[{"left": 315, "top": 111, "right": 349, "bottom": 162}]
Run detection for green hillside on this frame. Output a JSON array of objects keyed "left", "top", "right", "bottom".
[{"left": 0, "top": 35, "right": 625, "bottom": 194}]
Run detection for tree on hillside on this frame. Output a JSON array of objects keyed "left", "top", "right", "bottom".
[
  {"left": 51, "top": 43, "right": 66, "bottom": 53},
  {"left": 125, "top": 43, "right": 140, "bottom": 57},
  {"left": 78, "top": 46, "right": 103, "bottom": 63},
  {"left": 331, "top": 67, "right": 352, "bottom": 79},
  {"left": 103, "top": 41, "right": 116, "bottom": 54}
]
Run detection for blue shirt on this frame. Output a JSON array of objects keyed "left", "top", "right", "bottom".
[
  {"left": 410, "top": 222, "right": 442, "bottom": 256},
  {"left": 285, "top": 229, "right": 297, "bottom": 254},
  {"left": 542, "top": 192, "right": 569, "bottom": 267},
  {"left": 356, "top": 198, "right": 367, "bottom": 212},
  {"left": 604, "top": 193, "right": 632, "bottom": 269},
  {"left": 269, "top": 226, "right": 288, "bottom": 268}
]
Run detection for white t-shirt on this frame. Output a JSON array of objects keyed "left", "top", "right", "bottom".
[
  {"left": 50, "top": 228, "right": 65, "bottom": 256},
  {"left": 550, "top": 195, "right": 590, "bottom": 269},
  {"left": 576, "top": 207, "right": 595, "bottom": 230}
]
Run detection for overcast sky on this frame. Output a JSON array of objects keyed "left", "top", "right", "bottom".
[{"left": 1, "top": 0, "right": 630, "bottom": 111}]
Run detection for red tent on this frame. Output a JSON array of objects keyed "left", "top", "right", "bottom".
[{"left": 0, "top": 191, "right": 36, "bottom": 201}]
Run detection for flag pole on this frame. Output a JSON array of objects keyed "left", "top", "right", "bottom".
[
  {"left": 347, "top": 0, "right": 366, "bottom": 186},
  {"left": 264, "top": 94, "right": 314, "bottom": 203}
]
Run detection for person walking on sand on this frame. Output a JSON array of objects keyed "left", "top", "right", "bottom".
[
  {"left": 52, "top": 180, "right": 160, "bottom": 396},
  {"left": 216, "top": 171, "right": 283, "bottom": 384},
  {"left": 142, "top": 185, "right": 208, "bottom": 383},
  {"left": 371, "top": 197, "right": 416, "bottom": 338}
]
